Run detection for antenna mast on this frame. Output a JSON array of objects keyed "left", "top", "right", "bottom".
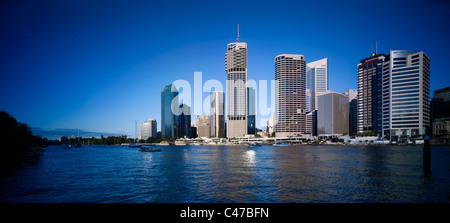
[
  {"left": 237, "top": 24, "right": 240, "bottom": 42},
  {"left": 376, "top": 41, "right": 378, "bottom": 54}
]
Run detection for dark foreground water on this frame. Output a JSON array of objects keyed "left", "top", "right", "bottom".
[{"left": 0, "top": 145, "right": 449, "bottom": 203}]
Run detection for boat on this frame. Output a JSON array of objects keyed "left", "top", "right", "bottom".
[
  {"left": 175, "top": 140, "right": 187, "bottom": 146},
  {"left": 248, "top": 142, "right": 261, "bottom": 147},
  {"left": 159, "top": 141, "right": 170, "bottom": 146},
  {"left": 139, "top": 145, "right": 161, "bottom": 152},
  {"left": 273, "top": 142, "right": 291, "bottom": 146}
]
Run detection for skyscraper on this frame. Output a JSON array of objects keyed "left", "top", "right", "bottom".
[
  {"left": 317, "top": 91, "right": 349, "bottom": 135},
  {"left": 226, "top": 27, "right": 247, "bottom": 138},
  {"left": 275, "top": 54, "right": 306, "bottom": 137},
  {"left": 382, "top": 50, "right": 430, "bottom": 138},
  {"left": 161, "top": 84, "right": 179, "bottom": 139},
  {"left": 210, "top": 91, "right": 225, "bottom": 138},
  {"left": 349, "top": 99, "right": 358, "bottom": 136},
  {"left": 247, "top": 87, "right": 256, "bottom": 135},
  {"left": 306, "top": 58, "right": 328, "bottom": 111},
  {"left": 141, "top": 118, "right": 157, "bottom": 140},
  {"left": 357, "top": 53, "right": 388, "bottom": 136},
  {"left": 197, "top": 116, "right": 211, "bottom": 138},
  {"left": 178, "top": 104, "right": 191, "bottom": 138}
]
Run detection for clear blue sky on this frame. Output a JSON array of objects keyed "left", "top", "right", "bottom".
[{"left": 1, "top": 0, "right": 449, "bottom": 139}]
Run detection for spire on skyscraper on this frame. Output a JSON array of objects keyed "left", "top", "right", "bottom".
[{"left": 237, "top": 24, "right": 240, "bottom": 43}]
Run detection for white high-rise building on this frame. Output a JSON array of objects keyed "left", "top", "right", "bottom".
[
  {"left": 275, "top": 54, "right": 306, "bottom": 137},
  {"left": 382, "top": 50, "right": 430, "bottom": 138},
  {"left": 306, "top": 58, "right": 328, "bottom": 111},
  {"left": 141, "top": 118, "right": 157, "bottom": 140},
  {"left": 226, "top": 26, "right": 247, "bottom": 138}
]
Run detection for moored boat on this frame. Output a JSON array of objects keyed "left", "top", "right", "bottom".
[
  {"left": 139, "top": 145, "right": 161, "bottom": 152},
  {"left": 273, "top": 142, "right": 291, "bottom": 146}
]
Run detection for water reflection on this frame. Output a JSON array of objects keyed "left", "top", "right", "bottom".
[{"left": 244, "top": 150, "right": 256, "bottom": 167}]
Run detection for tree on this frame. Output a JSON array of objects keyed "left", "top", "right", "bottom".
[{"left": 0, "top": 111, "right": 43, "bottom": 164}]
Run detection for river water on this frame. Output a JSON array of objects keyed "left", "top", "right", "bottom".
[{"left": 0, "top": 145, "right": 449, "bottom": 203}]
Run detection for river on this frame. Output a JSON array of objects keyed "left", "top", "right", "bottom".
[{"left": 0, "top": 145, "right": 449, "bottom": 203}]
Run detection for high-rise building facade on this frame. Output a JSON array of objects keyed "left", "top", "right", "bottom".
[
  {"left": 275, "top": 54, "right": 306, "bottom": 137},
  {"left": 382, "top": 50, "right": 430, "bottom": 138},
  {"left": 305, "top": 110, "right": 317, "bottom": 136},
  {"left": 225, "top": 34, "right": 247, "bottom": 138},
  {"left": 197, "top": 116, "right": 211, "bottom": 138},
  {"left": 141, "top": 118, "right": 157, "bottom": 140},
  {"left": 178, "top": 104, "right": 191, "bottom": 138},
  {"left": 161, "top": 84, "right": 179, "bottom": 139},
  {"left": 247, "top": 87, "right": 256, "bottom": 135},
  {"left": 349, "top": 99, "right": 358, "bottom": 136},
  {"left": 306, "top": 58, "right": 328, "bottom": 112},
  {"left": 433, "top": 87, "right": 450, "bottom": 102},
  {"left": 357, "top": 53, "right": 388, "bottom": 136},
  {"left": 317, "top": 91, "right": 349, "bottom": 135},
  {"left": 210, "top": 91, "right": 225, "bottom": 138}
]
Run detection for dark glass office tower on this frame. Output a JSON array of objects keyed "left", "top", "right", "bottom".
[
  {"left": 349, "top": 99, "right": 358, "bottom": 136},
  {"left": 178, "top": 104, "right": 191, "bottom": 138},
  {"left": 357, "top": 53, "right": 388, "bottom": 136},
  {"left": 247, "top": 87, "right": 256, "bottom": 135},
  {"left": 161, "top": 84, "right": 179, "bottom": 139}
]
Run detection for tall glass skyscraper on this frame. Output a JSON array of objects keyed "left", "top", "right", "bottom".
[
  {"left": 306, "top": 58, "right": 328, "bottom": 112},
  {"left": 382, "top": 50, "right": 430, "bottom": 138},
  {"left": 275, "top": 54, "right": 306, "bottom": 137},
  {"left": 161, "top": 84, "right": 179, "bottom": 139},
  {"left": 225, "top": 30, "right": 247, "bottom": 138}
]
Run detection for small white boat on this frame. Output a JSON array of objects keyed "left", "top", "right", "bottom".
[
  {"left": 273, "top": 142, "right": 291, "bottom": 146},
  {"left": 159, "top": 141, "right": 170, "bottom": 146},
  {"left": 175, "top": 140, "right": 187, "bottom": 146},
  {"left": 139, "top": 146, "right": 161, "bottom": 152}
]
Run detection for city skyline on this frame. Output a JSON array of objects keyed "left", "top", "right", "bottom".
[{"left": 1, "top": 0, "right": 450, "bottom": 139}]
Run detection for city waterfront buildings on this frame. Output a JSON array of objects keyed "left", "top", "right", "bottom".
[
  {"left": 317, "top": 91, "right": 349, "bottom": 135},
  {"left": 210, "top": 91, "right": 225, "bottom": 138},
  {"left": 225, "top": 31, "right": 248, "bottom": 138},
  {"left": 306, "top": 58, "right": 328, "bottom": 112},
  {"left": 358, "top": 50, "right": 430, "bottom": 139},
  {"left": 274, "top": 54, "right": 306, "bottom": 137},
  {"left": 141, "top": 118, "right": 157, "bottom": 140},
  {"left": 161, "top": 84, "right": 179, "bottom": 139}
]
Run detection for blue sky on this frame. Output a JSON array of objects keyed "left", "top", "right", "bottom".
[{"left": 1, "top": 0, "right": 449, "bottom": 139}]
